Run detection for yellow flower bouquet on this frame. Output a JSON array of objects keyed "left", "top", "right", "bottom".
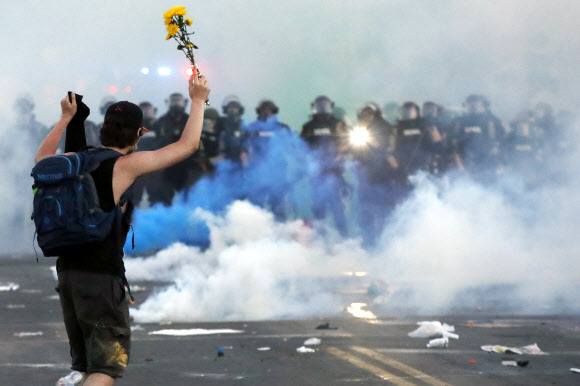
[
  {"left": 163, "top": 6, "right": 198, "bottom": 68},
  {"left": 164, "top": 5, "right": 209, "bottom": 104}
]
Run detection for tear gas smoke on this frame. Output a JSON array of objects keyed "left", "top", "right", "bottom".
[{"left": 127, "top": 135, "right": 580, "bottom": 321}]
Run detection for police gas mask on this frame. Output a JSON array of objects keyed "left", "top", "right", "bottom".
[
  {"left": 203, "top": 118, "right": 217, "bottom": 133},
  {"left": 422, "top": 103, "right": 439, "bottom": 119},
  {"left": 167, "top": 95, "right": 187, "bottom": 115},
  {"left": 226, "top": 105, "right": 241, "bottom": 120},
  {"left": 400, "top": 106, "right": 419, "bottom": 121}
]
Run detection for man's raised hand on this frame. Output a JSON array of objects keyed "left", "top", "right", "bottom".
[
  {"left": 61, "top": 92, "right": 77, "bottom": 121},
  {"left": 188, "top": 66, "right": 210, "bottom": 104}
]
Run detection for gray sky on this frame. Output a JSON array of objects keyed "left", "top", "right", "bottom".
[{"left": 1, "top": 0, "right": 579, "bottom": 128}]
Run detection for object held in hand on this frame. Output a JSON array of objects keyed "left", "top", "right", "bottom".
[{"left": 163, "top": 6, "right": 210, "bottom": 106}]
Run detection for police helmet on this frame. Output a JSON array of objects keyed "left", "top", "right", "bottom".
[
  {"left": 256, "top": 100, "right": 279, "bottom": 115},
  {"left": 311, "top": 95, "right": 334, "bottom": 114},
  {"left": 204, "top": 108, "right": 220, "bottom": 121},
  {"left": 100, "top": 95, "right": 117, "bottom": 116},
  {"left": 356, "top": 102, "right": 381, "bottom": 121},
  {"left": 222, "top": 95, "right": 245, "bottom": 115}
]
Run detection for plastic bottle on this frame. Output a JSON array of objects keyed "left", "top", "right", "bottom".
[
  {"left": 426, "top": 337, "right": 449, "bottom": 348},
  {"left": 56, "top": 371, "right": 83, "bottom": 385}
]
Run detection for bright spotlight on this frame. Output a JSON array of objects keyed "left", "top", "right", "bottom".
[
  {"left": 185, "top": 68, "right": 194, "bottom": 76},
  {"left": 157, "top": 67, "right": 171, "bottom": 76},
  {"left": 350, "top": 126, "right": 370, "bottom": 147},
  {"left": 140, "top": 67, "right": 150, "bottom": 75}
]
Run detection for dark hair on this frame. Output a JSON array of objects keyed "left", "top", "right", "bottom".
[{"left": 100, "top": 114, "right": 140, "bottom": 148}]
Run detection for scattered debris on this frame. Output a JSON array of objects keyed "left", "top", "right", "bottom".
[
  {"left": 427, "top": 337, "right": 448, "bottom": 348},
  {"left": 145, "top": 357, "right": 154, "bottom": 362},
  {"left": 0, "top": 282, "right": 19, "bottom": 291},
  {"left": 517, "top": 360, "right": 529, "bottom": 367},
  {"left": 408, "top": 321, "right": 459, "bottom": 340},
  {"left": 56, "top": 370, "right": 82, "bottom": 385},
  {"left": 316, "top": 322, "right": 338, "bottom": 330},
  {"left": 216, "top": 348, "right": 225, "bottom": 358},
  {"left": 14, "top": 331, "right": 43, "bottom": 338},
  {"left": 502, "top": 360, "right": 517, "bottom": 367},
  {"left": 130, "top": 285, "right": 147, "bottom": 293},
  {"left": 149, "top": 329, "right": 244, "bottom": 336},
  {"left": 520, "top": 343, "right": 548, "bottom": 355},
  {"left": 481, "top": 343, "right": 548, "bottom": 355},
  {"left": 296, "top": 346, "right": 316, "bottom": 353},
  {"left": 481, "top": 345, "right": 522, "bottom": 355},
  {"left": 6, "top": 304, "right": 26, "bottom": 309},
  {"left": 257, "top": 347, "right": 271, "bottom": 351},
  {"left": 468, "top": 361, "right": 477, "bottom": 364},
  {"left": 570, "top": 368, "right": 580, "bottom": 374},
  {"left": 20, "top": 289, "right": 42, "bottom": 294},
  {"left": 304, "top": 338, "right": 321, "bottom": 346}
]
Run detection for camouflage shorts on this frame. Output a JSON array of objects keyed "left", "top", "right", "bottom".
[{"left": 57, "top": 270, "right": 131, "bottom": 378}]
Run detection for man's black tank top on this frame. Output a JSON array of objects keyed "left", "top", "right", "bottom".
[{"left": 56, "top": 157, "right": 134, "bottom": 277}]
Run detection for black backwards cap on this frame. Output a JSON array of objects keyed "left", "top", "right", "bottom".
[{"left": 104, "top": 101, "right": 149, "bottom": 132}]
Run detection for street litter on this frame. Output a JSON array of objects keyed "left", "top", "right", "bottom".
[
  {"left": 130, "top": 285, "right": 147, "bottom": 293},
  {"left": 502, "top": 360, "right": 529, "bottom": 367},
  {"left": 14, "top": 331, "right": 43, "bottom": 338},
  {"left": 316, "top": 322, "right": 338, "bottom": 330},
  {"left": 148, "top": 329, "right": 244, "bottom": 336},
  {"left": 297, "top": 346, "right": 316, "bottom": 353},
  {"left": 217, "top": 348, "right": 224, "bottom": 358},
  {"left": 427, "top": 337, "right": 448, "bottom": 348},
  {"left": 481, "top": 343, "right": 548, "bottom": 355},
  {"left": 408, "top": 321, "right": 459, "bottom": 340},
  {"left": 570, "top": 368, "right": 580, "bottom": 374},
  {"left": 520, "top": 343, "right": 548, "bottom": 355},
  {"left": 0, "top": 282, "right": 19, "bottom": 291},
  {"left": 304, "top": 338, "right": 321, "bottom": 346},
  {"left": 257, "top": 347, "right": 271, "bottom": 351},
  {"left": 468, "top": 361, "right": 477, "bottom": 364}
]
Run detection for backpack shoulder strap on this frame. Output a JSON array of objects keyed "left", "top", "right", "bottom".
[{"left": 79, "top": 147, "right": 124, "bottom": 174}]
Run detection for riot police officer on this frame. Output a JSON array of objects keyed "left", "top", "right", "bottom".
[
  {"left": 151, "top": 92, "right": 197, "bottom": 204},
  {"left": 301, "top": 95, "right": 349, "bottom": 236},
  {"left": 352, "top": 103, "right": 396, "bottom": 247},
  {"left": 217, "top": 95, "right": 247, "bottom": 164},
  {"left": 133, "top": 101, "right": 162, "bottom": 206},
  {"left": 392, "top": 101, "right": 443, "bottom": 180},
  {"left": 13, "top": 94, "right": 47, "bottom": 152},
  {"left": 504, "top": 109, "right": 543, "bottom": 180},
  {"left": 451, "top": 94, "right": 506, "bottom": 179},
  {"left": 197, "top": 107, "right": 222, "bottom": 176},
  {"left": 244, "top": 100, "right": 292, "bottom": 221}
]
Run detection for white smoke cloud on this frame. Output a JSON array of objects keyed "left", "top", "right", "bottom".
[
  {"left": 127, "top": 158, "right": 580, "bottom": 323},
  {"left": 126, "top": 201, "right": 370, "bottom": 322}
]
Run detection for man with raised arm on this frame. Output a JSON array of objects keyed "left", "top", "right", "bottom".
[{"left": 34, "top": 69, "right": 210, "bottom": 386}]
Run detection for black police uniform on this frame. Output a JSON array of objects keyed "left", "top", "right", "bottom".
[
  {"left": 301, "top": 113, "right": 348, "bottom": 236},
  {"left": 353, "top": 116, "right": 396, "bottom": 247},
  {"left": 451, "top": 112, "right": 505, "bottom": 175},
  {"left": 151, "top": 111, "right": 199, "bottom": 204}
]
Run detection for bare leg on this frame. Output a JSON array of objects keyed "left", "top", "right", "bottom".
[
  {"left": 79, "top": 373, "right": 89, "bottom": 385},
  {"left": 83, "top": 373, "right": 114, "bottom": 386}
]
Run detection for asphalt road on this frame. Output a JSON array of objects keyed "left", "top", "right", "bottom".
[{"left": 1, "top": 257, "right": 579, "bottom": 385}]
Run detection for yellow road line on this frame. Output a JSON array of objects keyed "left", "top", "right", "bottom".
[
  {"left": 327, "top": 347, "right": 417, "bottom": 386},
  {"left": 351, "top": 346, "right": 450, "bottom": 386}
]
